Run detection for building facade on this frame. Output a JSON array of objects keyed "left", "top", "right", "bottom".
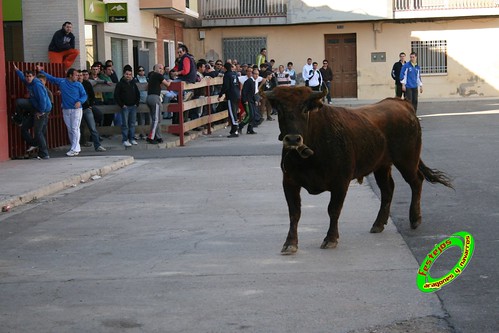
[
  {"left": 3, "top": 0, "right": 198, "bottom": 75},
  {"left": 1, "top": 0, "right": 198, "bottom": 161},
  {"left": 182, "top": 0, "right": 499, "bottom": 99}
]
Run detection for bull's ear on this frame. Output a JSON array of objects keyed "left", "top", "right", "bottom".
[{"left": 278, "top": 133, "right": 284, "bottom": 141}]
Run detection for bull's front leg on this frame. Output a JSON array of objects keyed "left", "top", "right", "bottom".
[
  {"left": 321, "top": 182, "right": 349, "bottom": 249},
  {"left": 282, "top": 178, "right": 302, "bottom": 255}
]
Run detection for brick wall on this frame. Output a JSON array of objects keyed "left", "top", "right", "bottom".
[{"left": 157, "top": 17, "right": 184, "bottom": 63}]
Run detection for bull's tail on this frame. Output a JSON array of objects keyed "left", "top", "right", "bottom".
[{"left": 419, "top": 160, "right": 454, "bottom": 189}]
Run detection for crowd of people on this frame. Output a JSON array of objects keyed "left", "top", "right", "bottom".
[{"left": 13, "top": 20, "right": 346, "bottom": 157}]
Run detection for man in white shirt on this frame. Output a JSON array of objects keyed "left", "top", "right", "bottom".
[{"left": 302, "top": 58, "right": 313, "bottom": 86}]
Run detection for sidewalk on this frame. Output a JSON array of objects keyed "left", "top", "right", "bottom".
[{"left": 0, "top": 120, "right": 226, "bottom": 213}]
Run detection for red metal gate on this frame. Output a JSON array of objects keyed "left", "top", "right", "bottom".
[{"left": 6, "top": 62, "right": 68, "bottom": 159}]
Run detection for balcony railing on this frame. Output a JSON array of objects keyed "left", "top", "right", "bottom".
[
  {"left": 201, "top": 0, "right": 287, "bottom": 19},
  {"left": 394, "top": 0, "right": 499, "bottom": 11}
]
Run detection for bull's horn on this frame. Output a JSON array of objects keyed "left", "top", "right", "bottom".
[{"left": 309, "top": 86, "right": 328, "bottom": 100}]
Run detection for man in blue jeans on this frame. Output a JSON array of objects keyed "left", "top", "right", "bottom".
[
  {"left": 13, "top": 64, "right": 53, "bottom": 159},
  {"left": 78, "top": 70, "right": 106, "bottom": 152},
  {"left": 114, "top": 67, "right": 141, "bottom": 147}
]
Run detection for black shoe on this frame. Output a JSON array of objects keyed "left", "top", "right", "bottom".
[
  {"left": 156, "top": 138, "right": 164, "bottom": 143},
  {"left": 247, "top": 130, "right": 257, "bottom": 134},
  {"left": 227, "top": 133, "right": 239, "bottom": 138},
  {"left": 146, "top": 138, "right": 158, "bottom": 144},
  {"left": 266, "top": 117, "right": 274, "bottom": 121}
]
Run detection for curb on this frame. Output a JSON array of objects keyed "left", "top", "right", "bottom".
[{"left": 0, "top": 156, "right": 135, "bottom": 212}]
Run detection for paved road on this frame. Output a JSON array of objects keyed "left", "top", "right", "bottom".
[
  {"left": 381, "top": 98, "right": 499, "bottom": 333},
  {"left": 1, "top": 98, "right": 497, "bottom": 332}
]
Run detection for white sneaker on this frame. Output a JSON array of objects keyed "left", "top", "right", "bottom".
[
  {"left": 26, "top": 146, "right": 38, "bottom": 153},
  {"left": 95, "top": 145, "right": 106, "bottom": 152},
  {"left": 130, "top": 140, "right": 138, "bottom": 145},
  {"left": 66, "top": 150, "right": 79, "bottom": 157},
  {"left": 123, "top": 141, "right": 132, "bottom": 147}
]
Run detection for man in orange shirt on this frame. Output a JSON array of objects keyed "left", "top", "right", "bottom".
[{"left": 48, "top": 22, "right": 80, "bottom": 70}]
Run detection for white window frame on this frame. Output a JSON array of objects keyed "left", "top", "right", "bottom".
[{"left": 163, "top": 40, "right": 175, "bottom": 70}]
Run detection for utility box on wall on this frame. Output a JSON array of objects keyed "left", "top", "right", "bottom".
[{"left": 371, "top": 52, "right": 386, "bottom": 62}]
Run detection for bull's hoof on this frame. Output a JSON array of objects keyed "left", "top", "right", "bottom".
[
  {"left": 320, "top": 240, "right": 338, "bottom": 249},
  {"left": 281, "top": 244, "right": 298, "bottom": 255},
  {"left": 370, "top": 225, "right": 385, "bottom": 233},
  {"left": 410, "top": 219, "right": 422, "bottom": 229}
]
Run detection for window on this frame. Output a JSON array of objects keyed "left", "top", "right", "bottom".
[
  {"left": 222, "top": 37, "right": 267, "bottom": 65},
  {"left": 411, "top": 40, "right": 447, "bottom": 75},
  {"left": 164, "top": 40, "right": 175, "bottom": 69},
  {"left": 111, "top": 37, "right": 126, "bottom": 78},
  {"left": 85, "top": 24, "right": 98, "bottom": 68}
]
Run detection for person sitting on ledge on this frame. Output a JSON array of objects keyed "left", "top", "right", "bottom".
[{"left": 48, "top": 21, "right": 80, "bottom": 70}]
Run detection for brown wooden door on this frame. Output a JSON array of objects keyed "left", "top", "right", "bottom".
[{"left": 325, "top": 34, "right": 357, "bottom": 98}]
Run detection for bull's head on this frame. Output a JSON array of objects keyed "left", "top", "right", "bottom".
[{"left": 261, "top": 86, "right": 327, "bottom": 158}]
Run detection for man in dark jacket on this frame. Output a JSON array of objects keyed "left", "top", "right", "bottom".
[
  {"left": 48, "top": 22, "right": 80, "bottom": 70},
  {"left": 114, "top": 68, "right": 141, "bottom": 147},
  {"left": 239, "top": 69, "right": 259, "bottom": 135},
  {"left": 218, "top": 62, "right": 241, "bottom": 138},
  {"left": 391, "top": 52, "right": 406, "bottom": 98},
  {"left": 319, "top": 59, "right": 333, "bottom": 104}
]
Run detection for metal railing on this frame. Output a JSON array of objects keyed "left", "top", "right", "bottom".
[
  {"left": 394, "top": 0, "right": 499, "bottom": 11},
  {"left": 201, "top": 0, "right": 287, "bottom": 19}
]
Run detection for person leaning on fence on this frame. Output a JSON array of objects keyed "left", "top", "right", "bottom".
[
  {"left": 36, "top": 65, "right": 87, "bottom": 157},
  {"left": 48, "top": 22, "right": 80, "bottom": 70},
  {"left": 13, "top": 64, "right": 53, "bottom": 159},
  {"left": 135, "top": 66, "right": 150, "bottom": 139},
  {"left": 146, "top": 64, "right": 172, "bottom": 144},
  {"left": 114, "top": 67, "right": 141, "bottom": 147},
  {"left": 78, "top": 70, "right": 106, "bottom": 152},
  {"left": 99, "top": 65, "right": 117, "bottom": 127}
]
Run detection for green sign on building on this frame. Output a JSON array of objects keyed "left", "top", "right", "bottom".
[
  {"left": 3, "top": 0, "right": 22, "bottom": 22},
  {"left": 107, "top": 3, "right": 128, "bottom": 23},
  {"left": 84, "top": 0, "right": 106, "bottom": 23}
]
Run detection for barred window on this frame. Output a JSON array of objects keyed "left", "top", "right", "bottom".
[
  {"left": 411, "top": 40, "right": 447, "bottom": 75},
  {"left": 222, "top": 37, "right": 267, "bottom": 66}
]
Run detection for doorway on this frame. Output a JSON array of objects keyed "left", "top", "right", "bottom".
[{"left": 324, "top": 33, "right": 357, "bottom": 98}]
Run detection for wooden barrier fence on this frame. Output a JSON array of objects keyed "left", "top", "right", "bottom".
[{"left": 92, "top": 77, "right": 227, "bottom": 146}]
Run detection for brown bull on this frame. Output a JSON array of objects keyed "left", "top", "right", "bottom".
[{"left": 263, "top": 86, "right": 453, "bottom": 255}]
